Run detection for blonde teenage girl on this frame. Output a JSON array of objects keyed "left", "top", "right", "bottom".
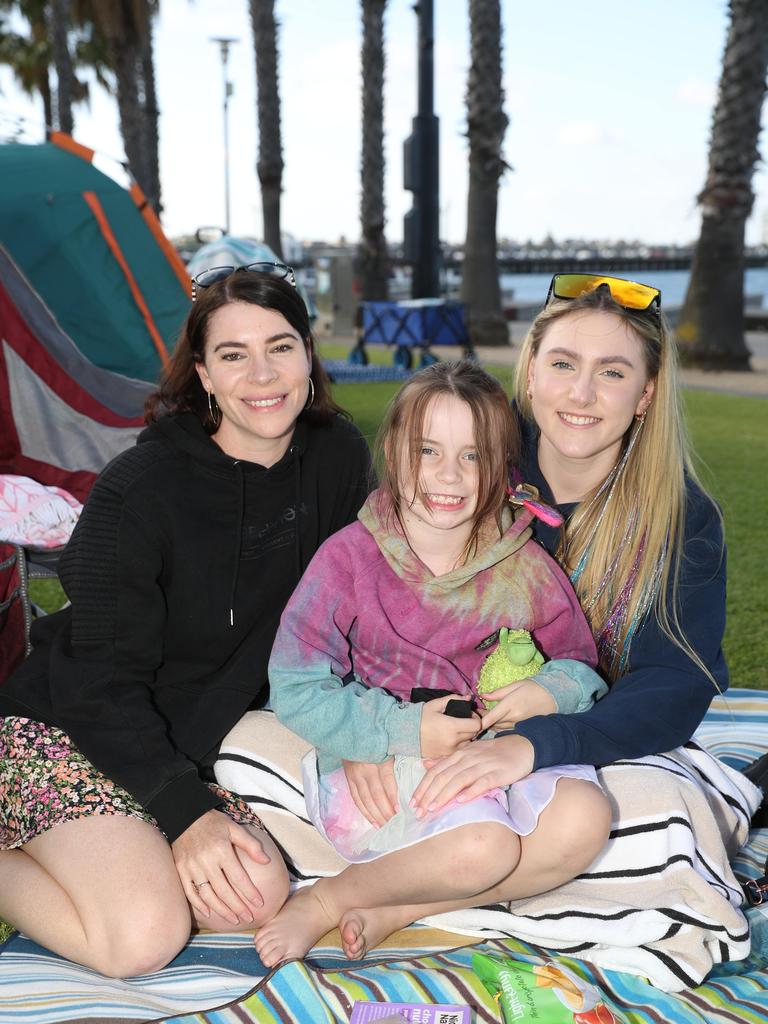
[{"left": 408, "top": 277, "right": 760, "bottom": 990}]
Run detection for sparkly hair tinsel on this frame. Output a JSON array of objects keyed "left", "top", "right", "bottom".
[
  {"left": 593, "top": 532, "right": 667, "bottom": 675},
  {"left": 566, "top": 415, "right": 666, "bottom": 676}
]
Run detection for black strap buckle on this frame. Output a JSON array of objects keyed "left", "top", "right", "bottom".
[{"left": 744, "top": 875, "right": 768, "bottom": 906}]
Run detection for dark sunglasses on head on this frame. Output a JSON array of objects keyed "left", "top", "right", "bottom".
[
  {"left": 191, "top": 261, "right": 296, "bottom": 302},
  {"left": 546, "top": 273, "right": 661, "bottom": 313}
]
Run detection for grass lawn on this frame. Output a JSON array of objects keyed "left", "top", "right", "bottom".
[{"left": 682, "top": 391, "right": 768, "bottom": 688}]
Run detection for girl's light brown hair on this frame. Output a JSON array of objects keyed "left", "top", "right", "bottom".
[
  {"left": 376, "top": 360, "right": 519, "bottom": 559},
  {"left": 514, "top": 287, "right": 722, "bottom": 682}
]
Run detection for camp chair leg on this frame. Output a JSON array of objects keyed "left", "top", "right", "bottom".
[
  {"left": 393, "top": 345, "right": 413, "bottom": 370},
  {"left": 347, "top": 341, "right": 369, "bottom": 366}
]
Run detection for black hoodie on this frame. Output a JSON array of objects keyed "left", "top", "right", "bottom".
[{"left": 0, "top": 413, "right": 372, "bottom": 841}]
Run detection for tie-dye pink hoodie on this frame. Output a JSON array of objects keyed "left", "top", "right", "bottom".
[{"left": 269, "top": 490, "right": 604, "bottom": 773}]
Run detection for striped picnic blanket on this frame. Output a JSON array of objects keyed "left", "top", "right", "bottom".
[
  {"left": 0, "top": 689, "right": 767, "bottom": 1023},
  {"left": 164, "top": 895, "right": 768, "bottom": 1024}
]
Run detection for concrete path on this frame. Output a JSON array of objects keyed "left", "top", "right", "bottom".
[{"left": 320, "top": 323, "right": 768, "bottom": 398}]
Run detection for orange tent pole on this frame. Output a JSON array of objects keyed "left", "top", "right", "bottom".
[
  {"left": 82, "top": 191, "right": 170, "bottom": 366},
  {"left": 50, "top": 132, "right": 96, "bottom": 163},
  {"left": 50, "top": 134, "right": 191, "bottom": 300},
  {"left": 130, "top": 183, "right": 193, "bottom": 298}
]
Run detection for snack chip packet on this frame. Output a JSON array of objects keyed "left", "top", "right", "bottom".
[{"left": 473, "top": 952, "right": 625, "bottom": 1023}]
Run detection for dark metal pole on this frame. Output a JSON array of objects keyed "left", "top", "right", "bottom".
[{"left": 403, "top": 0, "right": 440, "bottom": 297}]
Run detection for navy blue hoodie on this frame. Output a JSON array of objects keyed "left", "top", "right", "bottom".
[{"left": 504, "top": 418, "right": 728, "bottom": 769}]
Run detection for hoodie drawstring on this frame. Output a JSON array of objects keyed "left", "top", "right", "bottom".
[
  {"left": 290, "top": 444, "right": 302, "bottom": 581},
  {"left": 228, "top": 444, "right": 302, "bottom": 627},
  {"left": 229, "top": 461, "right": 245, "bottom": 627}
]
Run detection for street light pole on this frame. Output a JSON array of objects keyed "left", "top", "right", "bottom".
[{"left": 211, "top": 36, "right": 239, "bottom": 236}]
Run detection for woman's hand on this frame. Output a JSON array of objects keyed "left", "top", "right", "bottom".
[
  {"left": 480, "top": 679, "right": 557, "bottom": 732},
  {"left": 343, "top": 758, "right": 398, "bottom": 827},
  {"left": 171, "top": 808, "right": 271, "bottom": 925},
  {"left": 410, "top": 734, "right": 535, "bottom": 816},
  {"left": 420, "top": 695, "right": 481, "bottom": 759}
]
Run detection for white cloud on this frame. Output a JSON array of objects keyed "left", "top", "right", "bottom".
[
  {"left": 675, "top": 76, "right": 716, "bottom": 107},
  {"left": 558, "top": 122, "right": 617, "bottom": 146}
]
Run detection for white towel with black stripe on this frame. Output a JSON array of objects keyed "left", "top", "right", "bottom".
[
  {"left": 216, "top": 709, "right": 349, "bottom": 886},
  {"left": 215, "top": 711, "right": 761, "bottom": 991}
]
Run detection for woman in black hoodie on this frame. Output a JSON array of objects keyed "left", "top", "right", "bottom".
[{"left": 0, "top": 266, "right": 372, "bottom": 976}]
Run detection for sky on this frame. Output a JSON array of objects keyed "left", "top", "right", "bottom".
[{"left": 1, "top": 0, "right": 767, "bottom": 247}]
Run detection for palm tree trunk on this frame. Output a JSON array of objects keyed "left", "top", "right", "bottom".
[
  {"left": 41, "top": 71, "right": 54, "bottom": 137},
  {"left": 50, "top": 0, "right": 75, "bottom": 134},
  {"left": 139, "top": 30, "right": 161, "bottom": 213},
  {"left": 112, "top": 41, "right": 148, "bottom": 188},
  {"left": 84, "top": 0, "right": 158, "bottom": 211},
  {"left": 676, "top": 0, "right": 768, "bottom": 370},
  {"left": 250, "top": 0, "right": 284, "bottom": 258},
  {"left": 460, "top": 0, "right": 509, "bottom": 346},
  {"left": 1, "top": 0, "right": 101, "bottom": 139},
  {"left": 358, "top": 0, "right": 389, "bottom": 301}
]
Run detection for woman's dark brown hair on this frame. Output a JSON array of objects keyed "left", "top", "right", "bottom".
[{"left": 145, "top": 272, "right": 343, "bottom": 428}]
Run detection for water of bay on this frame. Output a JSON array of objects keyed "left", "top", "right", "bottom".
[{"left": 500, "top": 267, "right": 768, "bottom": 310}]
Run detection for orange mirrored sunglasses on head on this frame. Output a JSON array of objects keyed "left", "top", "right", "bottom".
[{"left": 546, "top": 273, "right": 662, "bottom": 312}]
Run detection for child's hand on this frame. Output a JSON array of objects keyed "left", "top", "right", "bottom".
[
  {"left": 480, "top": 679, "right": 556, "bottom": 731},
  {"left": 342, "top": 758, "right": 398, "bottom": 827},
  {"left": 420, "top": 696, "right": 481, "bottom": 758}
]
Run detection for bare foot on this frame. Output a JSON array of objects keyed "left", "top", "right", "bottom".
[
  {"left": 339, "top": 905, "right": 416, "bottom": 960},
  {"left": 254, "top": 885, "right": 336, "bottom": 967}
]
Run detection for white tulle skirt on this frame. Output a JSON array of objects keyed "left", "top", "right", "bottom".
[{"left": 302, "top": 750, "right": 599, "bottom": 863}]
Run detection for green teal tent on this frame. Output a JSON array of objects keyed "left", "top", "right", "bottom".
[{"left": 0, "top": 134, "right": 191, "bottom": 382}]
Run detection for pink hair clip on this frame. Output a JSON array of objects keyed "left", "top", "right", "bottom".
[{"left": 506, "top": 484, "right": 564, "bottom": 528}]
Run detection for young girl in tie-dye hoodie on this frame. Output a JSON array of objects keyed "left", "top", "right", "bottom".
[{"left": 256, "top": 361, "right": 611, "bottom": 967}]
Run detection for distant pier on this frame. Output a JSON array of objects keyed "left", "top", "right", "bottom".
[{"left": 462, "top": 254, "right": 768, "bottom": 274}]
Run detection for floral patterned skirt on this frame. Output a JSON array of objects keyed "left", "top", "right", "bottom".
[{"left": 0, "top": 716, "right": 262, "bottom": 850}]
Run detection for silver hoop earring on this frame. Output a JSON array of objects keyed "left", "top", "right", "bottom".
[
  {"left": 207, "top": 390, "right": 221, "bottom": 427},
  {"left": 304, "top": 377, "right": 315, "bottom": 411}
]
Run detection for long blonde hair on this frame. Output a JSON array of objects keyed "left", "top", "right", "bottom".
[{"left": 514, "top": 288, "right": 722, "bottom": 681}]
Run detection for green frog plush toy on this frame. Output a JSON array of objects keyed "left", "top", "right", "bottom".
[{"left": 477, "top": 628, "right": 544, "bottom": 707}]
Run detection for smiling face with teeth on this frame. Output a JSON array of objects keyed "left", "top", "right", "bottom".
[
  {"left": 527, "top": 309, "right": 655, "bottom": 500},
  {"left": 195, "top": 301, "right": 312, "bottom": 466},
  {"left": 397, "top": 393, "right": 480, "bottom": 561}
]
